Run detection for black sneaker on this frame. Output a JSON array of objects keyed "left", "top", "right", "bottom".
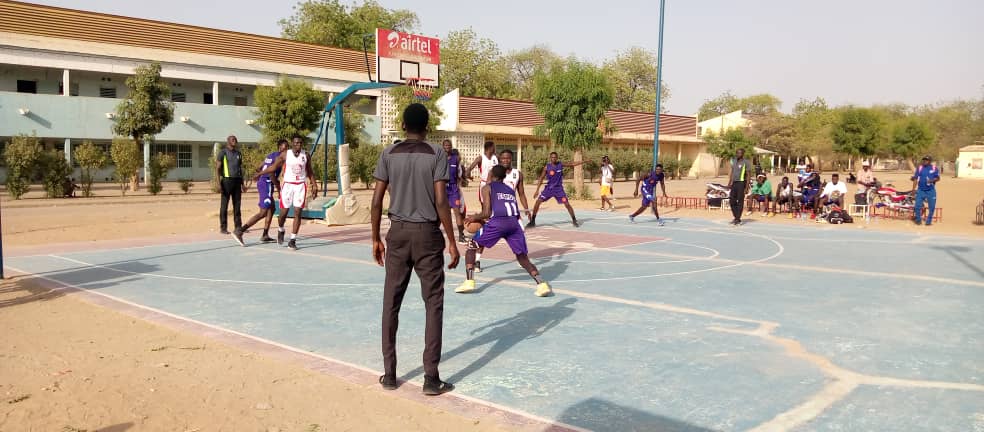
[
  {"left": 379, "top": 374, "right": 397, "bottom": 391},
  {"left": 277, "top": 230, "right": 285, "bottom": 246},
  {"left": 231, "top": 229, "right": 246, "bottom": 247},
  {"left": 474, "top": 261, "right": 482, "bottom": 273},
  {"left": 259, "top": 235, "right": 275, "bottom": 243},
  {"left": 220, "top": 229, "right": 230, "bottom": 235},
  {"left": 458, "top": 233, "right": 468, "bottom": 244},
  {"left": 288, "top": 239, "right": 298, "bottom": 250},
  {"left": 525, "top": 221, "right": 536, "bottom": 229},
  {"left": 572, "top": 220, "right": 581, "bottom": 228},
  {"left": 422, "top": 376, "right": 454, "bottom": 396}
]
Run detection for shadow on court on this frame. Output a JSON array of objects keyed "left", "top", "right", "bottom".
[
  {"left": 554, "top": 398, "right": 717, "bottom": 432},
  {"left": 401, "top": 298, "right": 577, "bottom": 383},
  {"left": 1, "top": 263, "right": 160, "bottom": 309},
  {"left": 931, "top": 245, "right": 984, "bottom": 279}
]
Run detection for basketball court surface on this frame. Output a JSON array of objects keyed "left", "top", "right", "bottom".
[{"left": 6, "top": 211, "right": 983, "bottom": 431}]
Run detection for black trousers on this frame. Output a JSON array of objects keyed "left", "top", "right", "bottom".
[
  {"left": 730, "top": 181, "right": 746, "bottom": 221},
  {"left": 382, "top": 220, "right": 446, "bottom": 379},
  {"left": 219, "top": 177, "right": 243, "bottom": 231}
]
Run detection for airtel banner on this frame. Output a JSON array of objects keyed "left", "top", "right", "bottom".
[{"left": 376, "top": 28, "right": 440, "bottom": 65}]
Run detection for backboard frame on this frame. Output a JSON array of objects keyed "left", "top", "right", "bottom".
[{"left": 375, "top": 28, "right": 440, "bottom": 87}]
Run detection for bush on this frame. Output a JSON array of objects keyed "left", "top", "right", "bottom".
[
  {"left": 679, "top": 157, "right": 694, "bottom": 178},
  {"left": 74, "top": 140, "right": 108, "bottom": 197},
  {"left": 3, "top": 134, "right": 42, "bottom": 199},
  {"left": 357, "top": 144, "right": 384, "bottom": 189},
  {"left": 310, "top": 143, "right": 337, "bottom": 187},
  {"left": 579, "top": 184, "right": 593, "bottom": 200},
  {"left": 111, "top": 137, "right": 142, "bottom": 196},
  {"left": 208, "top": 154, "right": 221, "bottom": 193},
  {"left": 178, "top": 178, "right": 193, "bottom": 194},
  {"left": 147, "top": 152, "right": 176, "bottom": 195},
  {"left": 39, "top": 150, "right": 73, "bottom": 198},
  {"left": 662, "top": 159, "right": 679, "bottom": 180},
  {"left": 522, "top": 147, "right": 549, "bottom": 183}
]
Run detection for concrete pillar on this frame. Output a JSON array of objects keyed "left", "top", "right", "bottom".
[
  {"left": 517, "top": 138, "right": 523, "bottom": 171},
  {"left": 143, "top": 141, "right": 151, "bottom": 184},
  {"left": 64, "top": 138, "right": 71, "bottom": 165},
  {"left": 212, "top": 82, "right": 219, "bottom": 105},
  {"left": 677, "top": 142, "right": 682, "bottom": 162},
  {"left": 62, "top": 69, "right": 70, "bottom": 97}
]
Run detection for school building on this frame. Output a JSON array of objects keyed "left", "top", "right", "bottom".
[
  {"left": 1, "top": 0, "right": 713, "bottom": 183},
  {"left": 0, "top": 0, "right": 382, "bottom": 182}
]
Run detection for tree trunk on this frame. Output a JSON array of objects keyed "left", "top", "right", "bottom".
[{"left": 573, "top": 148, "right": 584, "bottom": 197}]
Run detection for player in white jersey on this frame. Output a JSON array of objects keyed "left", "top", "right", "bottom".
[
  {"left": 253, "top": 135, "right": 318, "bottom": 250},
  {"left": 465, "top": 141, "right": 498, "bottom": 202}
]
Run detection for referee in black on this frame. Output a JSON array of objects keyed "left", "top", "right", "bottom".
[
  {"left": 371, "top": 103, "right": 460, "bottom": 396},
  {"left": 216, "top": 135, "right": 245, "bottom": 234}
]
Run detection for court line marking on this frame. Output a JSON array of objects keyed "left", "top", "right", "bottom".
[
  {"left": 3, "top": 265, "right": 589, "bottom": 432},
  {"left": 49, "top": 255, "right": 380, "bottom": 287},
  {"left": 14, "top": 237, "right": 984, "bottom": 431}
]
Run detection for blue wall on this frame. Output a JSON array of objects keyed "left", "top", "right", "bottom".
[{"left": 0, "top": 91, "right": 381, "bottom": 144}]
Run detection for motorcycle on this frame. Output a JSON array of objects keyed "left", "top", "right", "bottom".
[{"left": 874, "top": 183, "right": 914, "bottom": 210}]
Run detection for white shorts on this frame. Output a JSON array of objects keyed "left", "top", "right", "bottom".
[{"left": 280, "top": 182, "right": 307, "bottom": 209}]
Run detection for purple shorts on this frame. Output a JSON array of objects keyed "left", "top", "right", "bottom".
[
  {"left": 448, "top": 185, "right": 463, "bottom": 210},
  {"left": 258, "top": 179, "right": 275, "bottom": 209},
  {"left": 538, "top": 186, "right": 568, "bottom": 204},
  {"left": 641, "top": 193, "right": 656, "bottom": 207},
  {"left": 475, "top": 217, "right": 528, "bottom": 255}
]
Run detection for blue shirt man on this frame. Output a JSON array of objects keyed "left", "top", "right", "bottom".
[{"left": 910, "top": 155, "right": 940, "bottom": 226}]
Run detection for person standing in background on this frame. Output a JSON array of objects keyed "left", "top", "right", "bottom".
[{"left": 216, "top": 135, "right": 245, "bottom": 234}]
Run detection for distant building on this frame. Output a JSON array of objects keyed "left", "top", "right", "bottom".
[{"left": 956, "top": 144, "right": 984, "bottom": 179}]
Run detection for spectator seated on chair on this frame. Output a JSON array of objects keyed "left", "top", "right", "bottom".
[
  {"left": 798, "top": 164, "right": 821, "bottom": 211},
  {"left": 816, "top": 173, "right": 847, "bottom": 213},
  {"left": 774, "top": 176, "right": 795, "bottom": 214},
  {"left": 746, "top": 173, "right": 774, "bottom": 217}
]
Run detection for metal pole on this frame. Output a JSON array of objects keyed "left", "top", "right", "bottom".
[
  {"left": 651, "top": 0, "right": 667, "bottom": 170},
  {"left": 335, "top": 103, "right": 345, "bottom": 197}
]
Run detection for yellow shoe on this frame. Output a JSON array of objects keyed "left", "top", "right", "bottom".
[
  {"left": 535, "top": 282, "right": 553, "bottom": 297},
  {"left": 455, "top": 280, "right": 477, "bottom": 294}
]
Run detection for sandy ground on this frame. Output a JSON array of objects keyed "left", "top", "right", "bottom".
[{"left": 0, "top": 173, "right": 982, "bottom": 431}]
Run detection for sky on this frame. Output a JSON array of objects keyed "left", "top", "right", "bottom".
[{"left": 29, "top": 0, "right": 984, "bottom": 116}]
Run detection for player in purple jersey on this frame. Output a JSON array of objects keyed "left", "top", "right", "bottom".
[
  {"left": 232, "top": 139, "right": 289, "bottom": 246},
  {"left": 629, "top": 164, "right": 667, "bottom": 225},
  {"left": 443, "top": 139, "right": 467, "bottom": 243},
  {"left": 455, "top": 165, "right": 552, "bottom": 297},
  {"left": 527, "top": 152, "right": 588, "bottom": 228}
]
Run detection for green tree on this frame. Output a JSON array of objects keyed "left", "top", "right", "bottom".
[
  {"left": 740, "top": 94, "right": 783, "bottom": 116},
  {"left": 504, "top": 45, "right": 563, "bottom": 100},
  {"left": 831, "top": 107, "right": 884, "bottom": 164},
  {"left": 889, "top": 118, "right": 935, "bottom": 165},
  {"left": 698, "top": 91, "right": 781, "bottom": 120},
  {"left": 74, "top": 140, "right": 108, "bottom": 197},
  {"left": 915, "top": 100, "right": 981, "bottom": 162},
  {"left": 253, "top": 76, "right": 326, "bottom": 150},
  {"left": 705, "top": 128, "right": 756, "bottom": 162},
  {"left": 38, "top": 151, "right": 72, "bottom": 198},
  {"left": 747, "top": 113, "right": 796, "bottom": 156},
  {"left": 391, "top": 84, "right": 445, "bottom": 133},
  {"left": 532, "top": 59, "right": 614, "bottom": 191},
  {"left": 279, "top": 0, "right": 418, "bottom": 50},
  {"left": 2, "top": 134, "right": 42, "bottom": 199},
  {"left": 351, "top": 143, "right": 383, "bottom": 189},
  {"left": 111, "top": 137, "right": 142, "bottom": 196},
  {"left": 342, "top": 98, "right": 369, "bottom": 148},
  {"left": 791, "top": 97, "right": 836, "bottom": 166},
  {"left": 440, "top": 28, "right": 512, "bottom": 98},
  {"left": 602, "top": 47, "right": 669, "bottom": 112},
  {"left": 112, "top": 62, "right": 174, "bottom": 191},
  {"left": 698, "top": 91, "right": 740, "bottom": 121},
  {"left": 147, "top": 152, "right": 176, "bottom": 195}
]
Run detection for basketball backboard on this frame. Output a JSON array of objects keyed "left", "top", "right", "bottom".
[{"left": 375, "top": 28, "right": 440, "bottom": 87}]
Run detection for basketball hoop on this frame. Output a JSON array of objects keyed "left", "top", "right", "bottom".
[{"left": 406, "top": 77, "right": 436, "bottom": 101}]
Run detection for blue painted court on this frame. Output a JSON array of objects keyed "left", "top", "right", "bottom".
[{"left": 6, "top": 211, "right": 984, "bottom": 431}]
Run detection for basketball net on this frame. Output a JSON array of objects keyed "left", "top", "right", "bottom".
[{"left": 406, "top": 77, "right": 436, "bottom": 101}]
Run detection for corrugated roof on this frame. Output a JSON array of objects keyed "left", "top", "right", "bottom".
[
  {"left": 0, "top": 0, "right": 374, "bottom": 74},
  {"left": 459, "top": 96, "right": 696, "bottom": 137},
  {"left": 959, "top": 145, "right": 984, "bottom": 152}
]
